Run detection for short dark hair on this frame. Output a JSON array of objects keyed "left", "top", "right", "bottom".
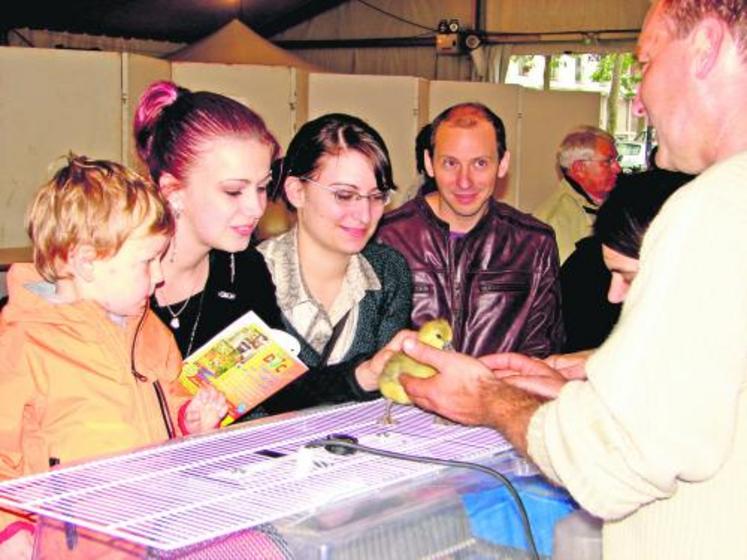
[
  {"left": 415, "top": 123, "right": 432, "bottom": 175},
  {"left": 429, "top": 102, "right": 507, "bottom": 159},
  {"left": 594, "top": 169, "right": 694, "bottom": 258},
  {"left": 273, "top": 113, "right": 395, "bottom": 208}
]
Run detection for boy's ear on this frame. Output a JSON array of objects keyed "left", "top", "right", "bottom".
[
  {"left": 68, "top": 244, "right": 97, "bottom": 282},
  {"left": 284, "top": 177, "right": 306, "bottom": 209}
]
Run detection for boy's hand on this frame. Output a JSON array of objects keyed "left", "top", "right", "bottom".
[
  {"left": 183, "top": 387, "right": 228, "bottom": 434},
  {"left": 0, "top": 528, "right": 33, "bottom": 560}
]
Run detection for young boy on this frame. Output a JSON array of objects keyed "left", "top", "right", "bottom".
[{"left": 0, "top": 156, "right": 227, "bottom": 559}]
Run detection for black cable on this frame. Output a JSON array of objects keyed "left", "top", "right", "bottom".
[
  {"left": 130, "top": 305, "right": 148, "bottom": 382},
  {"left": 307, "top": 437, "right": 540, "bottom": 560},
  {"left": 354, "top": 0, "right": 437, "bottom": 33}
]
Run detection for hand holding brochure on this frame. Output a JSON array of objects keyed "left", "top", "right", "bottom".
[{"left": 178, "top": 311, "right": 307, "bottom": 426}]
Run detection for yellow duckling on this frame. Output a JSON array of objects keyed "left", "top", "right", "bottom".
[{"left": 378, "top": 318, "right": 453, "bottom": 424}]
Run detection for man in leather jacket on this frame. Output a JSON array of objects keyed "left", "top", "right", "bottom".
[{"left": 377, "top": 102, "right": 563, "bottom": 358}]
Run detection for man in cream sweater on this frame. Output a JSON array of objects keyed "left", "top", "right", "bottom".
[{"left": 384, "top": 1, "right": 747, "bottom": 558}]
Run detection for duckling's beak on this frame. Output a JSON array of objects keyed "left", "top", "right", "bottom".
[{"left": 443, "top": 341, "right": 454, "bottom": 352}]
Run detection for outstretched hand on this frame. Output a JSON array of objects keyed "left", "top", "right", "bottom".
[
  {"left": 184, "top": 387, "right": 228, "bottom": 434},
  {"left": 479, "top": 352, "right": 570, "bottom": 400},
  {"left": 543, "top": 349, "right": 591, "bottom": 381}
]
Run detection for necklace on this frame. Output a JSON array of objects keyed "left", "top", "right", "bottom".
[
  {"left": 164, "top": 295, "right": 192, "bottom": 329},
  {"left": 162, "top": 258, "right": 209, "bottom": 330},
  {"left": 185, "top": 288, "right": 207, "bottom": 357}
]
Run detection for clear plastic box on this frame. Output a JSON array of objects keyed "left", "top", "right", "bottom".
[{"left": 32, "top": 452, "right": 575, "bottom": 559}]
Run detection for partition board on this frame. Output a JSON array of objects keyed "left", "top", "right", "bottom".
[
  {"left": 172, "top": 62, "right": 307, "bottom": 152},
  {"left": 308, "top": 73, "right": 428, "bottom": 206},
  {"left": 0, "top": 47, "right": 122, "bottom": 249},
  {"left": 428, "top": 81, "right": 521, "bottom": 206},
  {"left": 518, "top": 88, "right": 601, "bottom": 212},
  {"left": 122, "top": 53, "right": 171, "bottom": 175}
]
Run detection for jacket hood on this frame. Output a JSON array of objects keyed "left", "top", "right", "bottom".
[{"left": 2, "top": 263, "right": 133, "bottom": 335}]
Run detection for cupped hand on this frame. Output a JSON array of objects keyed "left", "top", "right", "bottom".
[
  {"left": 543, "top": 349, "right": 592, "bottom": 380},
  {"left": 479, "top": 352, "right": 569, "bottom": 399}
]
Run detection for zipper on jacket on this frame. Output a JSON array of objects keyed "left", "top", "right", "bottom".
[
  {"left": 447, "top": 233, "right": 463, "bottom": 349},
  {"left": 49, "top": 457, "right": 79, "bottom": 551}
]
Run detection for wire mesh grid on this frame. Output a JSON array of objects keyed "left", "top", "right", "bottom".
[{"left": 0, "top": 400, "right": 512, "bottom": 553}]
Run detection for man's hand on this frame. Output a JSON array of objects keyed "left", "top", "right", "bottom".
[
  {"left": 183, "top": 387, "right": 228, "bottom": 434},
  {"left": 398, "top": 340, "right": 542, "bottom": 454},
  {"left": 355, "top": 329, "right": 419, "bottom": 390},
  {"left": 543, "top": 349, "right": 591, "bottom": 381},
  {"left": 479, "top": 352, "right": 570, "bottom": 400}
]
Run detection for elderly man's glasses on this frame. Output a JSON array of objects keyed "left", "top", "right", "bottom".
[
  {"left": 578, "top": 155, "right": 623, "bottom": 166},
  {"left": 302, "top": 177, "right": 391, "bottom": 206}
]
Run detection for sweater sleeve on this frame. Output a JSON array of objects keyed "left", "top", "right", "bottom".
[
  {"left": 372, "top": 245, "right": 413, "bottom": 347},
  {"left": 527, "top": 166, "right": 747, "bottom": 520}
]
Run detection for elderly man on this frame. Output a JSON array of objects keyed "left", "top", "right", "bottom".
[
  {"left": 377, "top": 102, "right": 563, "bottom": 358},
  {"left": 534, "top": 126, "right": 622, "bottom": 262},
  {"left": 383, "top": 1, "right": 747, "bottom": 558}
]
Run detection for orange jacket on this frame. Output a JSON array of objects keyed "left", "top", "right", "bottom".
[{"left": 0, "top": 264, "right": 187, "bottom": 533}]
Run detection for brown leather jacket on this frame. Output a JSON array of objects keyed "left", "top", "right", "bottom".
[{"left": 377, "top": 195, "right": 564, "bottom": 358}]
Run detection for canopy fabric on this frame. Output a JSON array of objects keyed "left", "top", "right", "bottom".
[
  {"left": 485, "top": 0, "right": 650, "bottom": 34},
  {"left": 169, "top": 19, "right": 320, "bottom": 71}
]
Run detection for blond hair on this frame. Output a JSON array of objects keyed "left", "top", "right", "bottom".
[{"left": 26, "top": 154, "right": 174, "bottom": 282}]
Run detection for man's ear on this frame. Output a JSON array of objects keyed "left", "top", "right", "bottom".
[
  {"left": 424, "top": 150, "right": 436, "bottom": 179},
  {"left": 68, "top": 244, "right": 97, "bottom": 283},
  {"left": 567, "top": 160, "right": 586, "bottom": 183},
  {"left": 691, "top": 17, "right": 724, "bottom": 79},
  {"left": 497, "top": 151, "right": 511, "bottom": 179},
  {"left": 284, "top": 177, "right": 306, "bottom": 210}
]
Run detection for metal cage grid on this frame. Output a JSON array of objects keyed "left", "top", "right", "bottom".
[{"left": 0, "top": 400, "right": 511, "bottom": 552}]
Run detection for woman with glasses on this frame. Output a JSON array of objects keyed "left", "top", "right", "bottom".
[{"left": 257, "top": 113, "right": 412, "bottom": 412}]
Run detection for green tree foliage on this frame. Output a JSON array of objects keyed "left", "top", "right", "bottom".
[{"left": 590, "top": 53, "right": 640, "bottom": 99}]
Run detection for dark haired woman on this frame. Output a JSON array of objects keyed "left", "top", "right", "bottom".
[
  {"left": 499, "top": 168, "right": 694, "bottom": 397},
  {"left": 257, "top": 113, "right": 413, "bottom": 411},
  {"left": 561, "top": 168, "right": 694, "bottom": 351}
]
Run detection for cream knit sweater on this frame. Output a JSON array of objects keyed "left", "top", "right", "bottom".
[{"left": 528, "top": 151, "right": 747, "bottom": 559}]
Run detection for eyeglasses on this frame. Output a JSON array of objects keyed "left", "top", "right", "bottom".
[
  {"left": 302, "top": 177, "right": 391, "bottom": 207},
  {"left": 577, "top": 155, "right": 623, "bottom": 166}
]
